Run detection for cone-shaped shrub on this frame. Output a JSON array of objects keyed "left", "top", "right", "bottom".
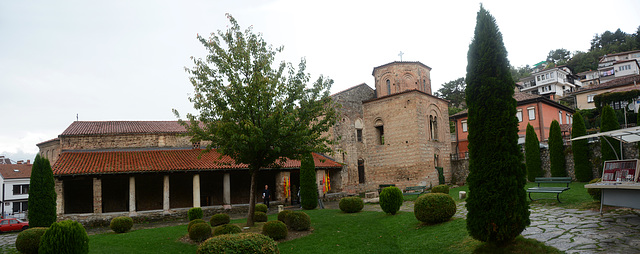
[
  {"left": 210, "top": 213, "right": 230, "bottom": 226},
  {"left": 188, "top": 207, "right": 203, "bottom": 221},
  {"left": 212, "top": 224, "right": 242, "bottom": 236},
  {"left": 379, "top": 186, "right": 403, "bottom": 215},
  {"left": 414, "top": 193, "right": 456, "bottom": 224},
  {"left": 262, "top": 220, "right": 288, "bottom": 240},
  {"left": 464, "top": 5, "right": 530, "bottom": 244},
  {"left": 287, "top": 211, "right": 310, "bottom": 231},
  {"left": 525, "top": 123, "right": 542, "bottom": 182},
  {"left": 189, "top": 223, "right": 212, "bottom": 242},
  {"left": 28, "top": 154, "right": 57, "bottom": 228},
  {"left": 600, "top": 105, "right": 621, "bottom": 161},
  {"left": 15, "top": 227, "right": 47, "bottom": 254},
  {"left": 431, "top": 184, "right": 450, "bottom": 194},
  {"left": 339, "top": 196, "right": 363, "bottom": 213},
  {"left": 38, "top": 220, "right": 89, "bottom": 254},
  {"left": 300, "top": 153, "right": 318, "bottom": 210},
  {"left": 110, "top": 216, "right": 134, "bottom": 233},
  {"left": 572, "top": 112, "right": 592, "bottom": 182},
  {"left": 549, "top": 120, "right": 566, "bottom": 177},
  {"left": 254, "top": 211, "right": 268, "bottom": 222},
  {"left": 197, "top": 233, "right": 279, "bottom": 254}
]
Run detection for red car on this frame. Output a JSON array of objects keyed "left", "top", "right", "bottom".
[{"left": 0, "top": 218, "right": 29, "bottom": 233}]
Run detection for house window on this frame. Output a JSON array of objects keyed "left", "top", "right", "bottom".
[
  {"left": 423, "top": 79, "right": 426, "bottom": 91},
  {"left": 358, "top": 159, "right": 365, "bottom": 184},
  {"left": 559, "top": 111, "right": 563, "bottom": 124},
  {"left": 587, "top": 94, "right": 595, "bottom": 103},
  {"left": 12, "top": 201, "right": 28, "bottom": 213},
  {"left": 550, "top": 72, "right": 554, "bottom": 78},
  {"left": 516, "top": 109, "right": 523, "bottom": 122},
  {"left": 386, "top": 80, "right": 391, "bottom": 95},
  {"left": 566, "top": 114, "right": 571, "bottom": 125},
  {"left": 528, "top": 107, "right": 535, "bottom": 120},
  {"left": 13, "top": 184, "right": 29, "bottom": 195},
  {"left": 356, "top": 129, "right": 363, "bottom": 142},
  {"left": 461, "top": 120, "right": 468, "bottom": 132},
  {"left": 537, "top": 76, "right": 541, "bottom": 81}
]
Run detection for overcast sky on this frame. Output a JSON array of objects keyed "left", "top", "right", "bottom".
[{"left": 1, "top": 0, "right": 639, "bottom": 162}]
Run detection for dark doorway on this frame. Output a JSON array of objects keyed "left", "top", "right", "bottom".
[{"left": 358, "top": 159, "right": 365, "bottom": 184}]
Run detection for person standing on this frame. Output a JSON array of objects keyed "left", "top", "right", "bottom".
[{"left": 262, "top": 184, "right": 271, "bottom": 208}]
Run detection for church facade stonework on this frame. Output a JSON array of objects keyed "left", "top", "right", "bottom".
[{"left": 329, "top": 61, "right": 451, "bottom": 194}]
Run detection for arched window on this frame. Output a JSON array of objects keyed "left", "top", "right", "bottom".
[
  {"left": 375, "top": 119, "right": 384, "bottom": 145},
  {"left": 430, "top": 115, "right": 438, "bottom": 140},
  {"left": 355, "top": 119, "right": 363, "bottom": 142},
  {"left": 386, "top": 80, "right": 391, "bottom": 95}
]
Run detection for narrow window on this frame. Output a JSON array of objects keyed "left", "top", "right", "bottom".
[
  {"left": 356, "top": 129, "right": 363, "bottom": 142},
  {"left": 386, "top": 80, "right": 391, "bottom": 95},
  {"left": 376, "top": 126, "right": 384, "bottom": 145},
  {"left": 528, "top": 107, "right": 535, "bottom": 120},
  {"left": 423, "top": 79, "right": 426, "bottom": 91},
  {"left": 461, "top": 120, "right": 468, "bottom": 132},
  {"left": 433, "top": 116, "right": 438, "bottom": 140},
  {"left": 559, "top": 111, "right": 563, "bottom": 124},
  {"left": 516, "top": 109, "right": 523, "bottom": 122},
  {"left": 566, "top": 114, "right": 571, "bottom": 125},
  {"left": 358, "top": 159, "right": 365, "bottom": 184},
  {"left": 434, "top": 154, "right": 439, "bottom": 168}
]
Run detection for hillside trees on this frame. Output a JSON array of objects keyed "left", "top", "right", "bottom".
[
  {"left": 28, "top": 154, "right": 57, "bottom": 227},
  {"left": 464, "top": 5, "right": 529, "bottom": 244},
  {"left": 175, "top": 14, "right": 338, "bottom": 226},
  {"left": 435, "top": 77, "right": 466, "bottom": 109}
]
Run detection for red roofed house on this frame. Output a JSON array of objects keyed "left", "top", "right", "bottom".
[
  {"left": 37, "top": 121, "right": 342, "bottom": 219},
  {"left": 0, "top": 161, "right": 32, "bottom": 219},
  {"left": 450, "top": 92, "right": 575, "bottom": 158}
]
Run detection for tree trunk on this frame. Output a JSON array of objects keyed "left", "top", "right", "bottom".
[{"left": 246, "top": 168, "right": 258, "bottom": 227}]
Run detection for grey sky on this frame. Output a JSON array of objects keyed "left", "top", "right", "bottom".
[{"left": 1, "top": 0, "right": 639, "bottom": 162}]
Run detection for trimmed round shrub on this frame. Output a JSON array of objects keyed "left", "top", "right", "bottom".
[
  {"left": 255, "top": 204, "right": 268, "bottom": 213},
  {"left": 188, "top": 207, "right": 204, "bottom": 221},
  {"left": 38, "top": 220, "right": 89, "bottom": 254},
  {"left": 287, "top": 211, "right": 310, "bottom": 231},
  {"left": 110, "top": 216, "right": 133, "bottom": 233},
  {"left": 16, "top": 227, "right": 47, "bottom": 254},
  {"left": 189, "top": 222, "right": 212, "bottom": 242},
  {"left": 197, "top": 233, "right": 278, "bottom": 254},
  {"left": 188, "top": 219, "right": 207, "bottom": 232},
  {"left": 262, "top": 220, "right": 288, "bottom": 240},
  {"left": 278, "top": 210, "right": 292, "bottom": 225},
  {"left": 210, "top": 213, "right": 230, "bottom": 226},
  {"left": 431, "top": 184, "right": 450, "bottom": 194},
  {"left": 379, "top": 186, "right": 404, "bottom": 215},
  {"left": 254, "top": 211, "right": 268, "bottom": 222},
  {"left": 414, "top": 193, "right": 457, "bottom": 224},
  {"left": 587, "top": 178, "right": 602, "bottom": 201},
  {"left": 213, "top": 224, "right": 242, "bottom": 236},
  {"left": 339, "top": 196, "right": 364, "bottom": 213}
]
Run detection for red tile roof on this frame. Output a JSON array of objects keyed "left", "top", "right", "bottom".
[
  {"left": 61, "top": 121, "right": 189, "bottom": 136},
  {"left": 572, "top": 74, "right": 640, "bottom": 95},
  {"left": 0, "top": 164, "right": 32, "bottom": 179},
  {"left": 52, "top": 149, "right": 342, "bottom": 176}
]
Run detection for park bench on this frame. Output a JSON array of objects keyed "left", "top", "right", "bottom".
[
  {"left": 403, "top": 186, "right": 427, "bottom": 196},
  {"left": 526, "top": 177, "right": 572, "bottom": 203},
  {"left": 378, "top": 184, "right": 395, "bottom": 193}
]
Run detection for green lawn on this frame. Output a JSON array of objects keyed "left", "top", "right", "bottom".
[{"left": 89, "top": 224, "right": 198, "bottom": 254}]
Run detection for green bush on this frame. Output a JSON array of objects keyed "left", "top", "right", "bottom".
[
  {"left": 525, "top": 123, "right": 543, "bottom": 182},
  {"left": 255, "top": 204, "right": 268, "bottom": 213},
  {"left": 210, "top": 213, "right": 230, "bottom": 226},
  {"left": 212, "top": 224, "right": 242, "bottom": 236},
  {"left": 197, "top": 233, "right": 279, "bottom": 254},
  {"left": 28, "top": 154, "right": 57, "bottom": 228},
  {"left": 38, "top": 220, "right": 89, "bottom": 254},
  {"left": 572, "top": 112, "right": 592, "bottom": 182},
  {"left": 414, "top": 193, "right": 457, "bottom": 224},
  {"left": 189, "top": 222, "right": 212, "bottom": 242},
  {"left": 549, "top": 120, "right": 567, "bottom": 177},
  {"left": 587, "top": 178, "right": 602, "bottom": 200},
  {"left": 261, "top": 220, "right": 288, "bottom": 240},
  {"left": 278, "top": 210, "right": 292, "bottom": 225},
  {"left": 436, "top": 166, "right": 445, "bottom": 185},
  {"left": 15, "top": 227, "right": 47, "bottom": 254},
  {"left": 339, "top": 196, "right": 363, "bottom": 213},
  {"left": 188, "top": 207, "right": 204, "bottom": 221},
  {"left": 379, "top": 186, "right": 403, "bottom": 215},
  {"left": 300, "top": 153, "right": 318, "bottom": 210},
  {"left": 188, "top": 219, "right": 207, "bottom": 232},
  {"left": 287, "top": 211, "right": 310, "bottom": 231},
  {"left": 254, "top": 211, "right": 268, "bottom": 222},
  {"left": 431, "top": 184, "right": 450, "bottom": 194},
  {"left": 109, "top": 216, "right": 133, "bottom": 233}
]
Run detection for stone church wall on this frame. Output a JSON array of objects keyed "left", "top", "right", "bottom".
[{"left": 61, "top": 134, "right": 193, "bottom": 151}]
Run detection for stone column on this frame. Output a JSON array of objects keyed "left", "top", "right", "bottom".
[
  {"left": 93, "top": 177, "right": 102, "bottom": 214},
  {"left": 163, "top": 175, "right": 170, "bottom": 213},
  {"left": 193, "top": 174, "right": 201, "bottom": 207},
  {"left": 55, "top": 178, "right": 64, "bottom": 215},
  {"left": 275, "top": 171, "right": 291, "bottom": 202},
  {"left": 129, "top": 176, "right": 136, "bottom": 215},
  {"left": 223, "top": 173, "right": 231, "bottom": 209}
]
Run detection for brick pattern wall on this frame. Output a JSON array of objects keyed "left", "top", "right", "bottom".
[
  {"left": 372, "top": 62, "right": 432, "bottom": 96},
  {"left": 61, "top": 134, "right": 193, "bottom": 151}
]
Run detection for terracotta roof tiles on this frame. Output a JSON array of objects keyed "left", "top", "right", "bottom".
[
  {"left": 0, "top": 164, "right": 32, "bottom": 179},
  {"left": 61, "top": 121, "right": 188, "bottom": 136}
]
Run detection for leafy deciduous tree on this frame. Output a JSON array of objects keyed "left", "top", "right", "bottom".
[
  {"left": 572, "top": 112, "right": 592, "bottom": 182},
  {"left": 435, "top": 77, "right": 466, "bottom": 109},
  {"left": 464, "top": 5, "right": 530, "bottom": 244},
  {"left": 28, "top": 154, "right": 57, "bottom": 228},
  {"left": 525, "top": 123, "right": 542, "bottom": 182},
  {"left": 175, "top": 14, "right": 338, "bottom": 226},
  {"left": 549, "top": 120, "right": 566, "bottom": 177}
]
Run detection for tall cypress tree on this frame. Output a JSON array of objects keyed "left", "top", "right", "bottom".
[
  {"left": 572, "top": 112, "right": 592, "bottom": 181},
  {"left": 300, "top": 153, "right": 318, "bottom": 210},
  {"left": 465, "top": 5, "right": 529, "bottom": 244},
  {"left": 525, "top": 123, "right": 542, "bottom": 182},
  {"left": 28, "top": 154, "right": 57, "bottom": 227},
  {"left": 600, "top": 105, "right": 620, "bottom": 161},
  {"left": 549, "top": 120, "right": 567, "bottom": 177}
]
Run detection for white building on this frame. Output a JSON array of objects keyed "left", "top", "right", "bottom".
[
  {"left": 0, "top": 162, "right": 32, "bottom": 219},
  {"left": 598, "top": 50, "right": 640, "bottom": 83},
  {"left": 519, "top": 66, "right": 582, "bottom": 100}
]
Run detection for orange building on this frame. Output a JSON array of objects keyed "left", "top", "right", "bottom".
[{"left": 449, "top": 92, "right": 574, "bottom": 158}]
